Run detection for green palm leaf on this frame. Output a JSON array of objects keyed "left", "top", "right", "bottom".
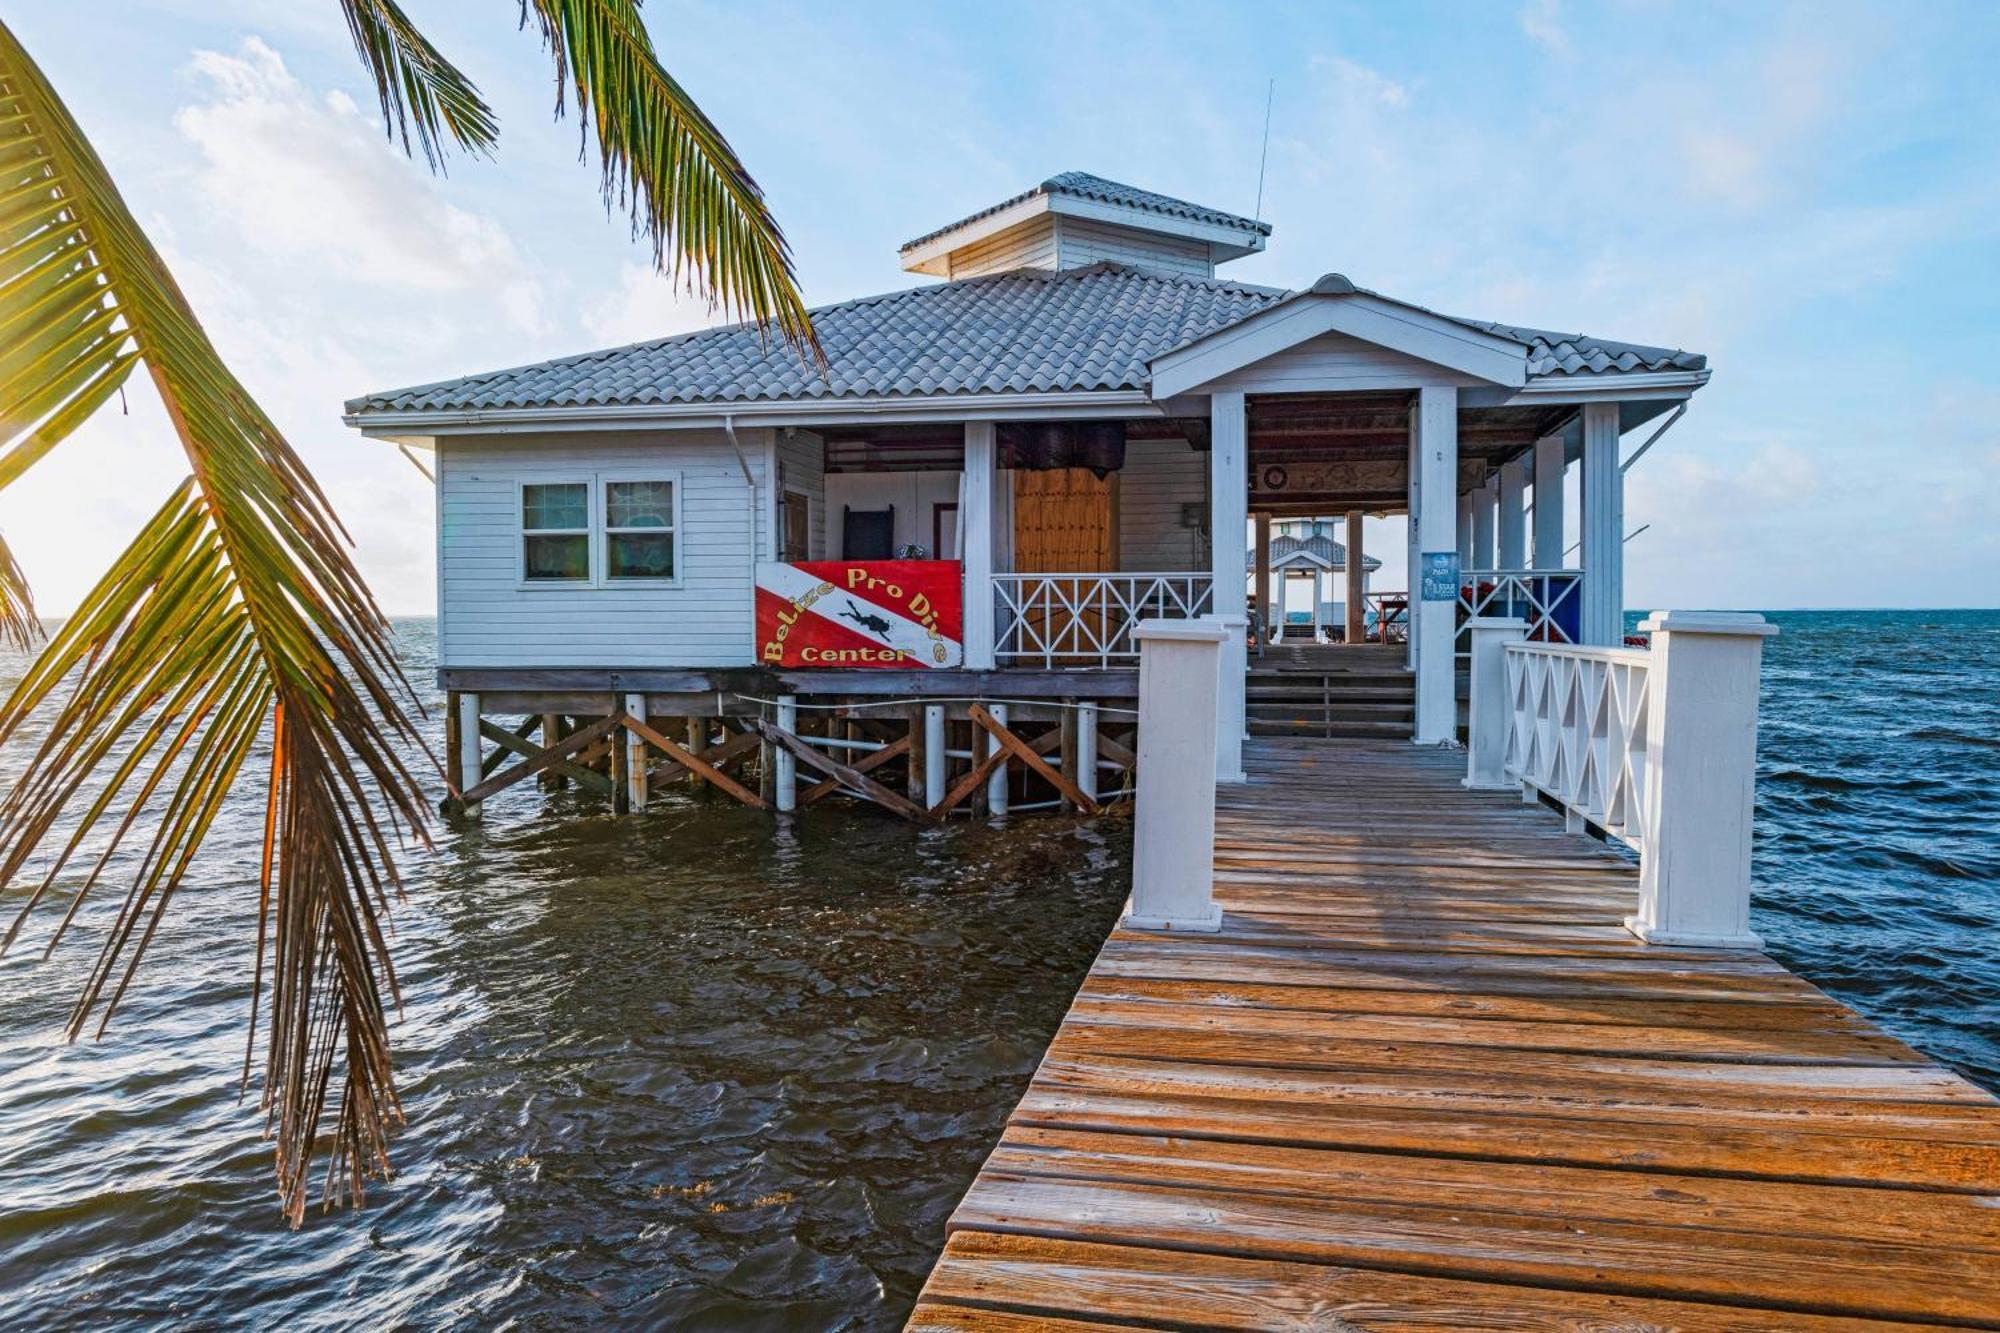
[
  {"left": 0, "top": 21, "right": 431, "bottom": 1227},
  {"left": 339, "top": 0, "right": 499, "bottom": 167},
  {"left": 519, "top": 0, "right": 823, "bottom": 362}
]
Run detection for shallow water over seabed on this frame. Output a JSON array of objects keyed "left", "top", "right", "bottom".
[{"left": 0, "top": 610, "right": 1994, "bottom": 1328}]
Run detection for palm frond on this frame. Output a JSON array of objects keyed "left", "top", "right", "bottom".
[
  {"left": 0, "top": 20, "right": 431, "bottom": 1227},
  {"left": 0, "top": 531, "right": 35, "bottom": 650},
  {"left": 518, "top": 0, "right": 822, "bottom": 364},
  {"left": 339, "top": 0, "right": 498, "bottom": 167}
]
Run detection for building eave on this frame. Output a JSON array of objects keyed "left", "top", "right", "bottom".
[{"left": 345, "top": 387, "right": 1167, "bottom": 438}]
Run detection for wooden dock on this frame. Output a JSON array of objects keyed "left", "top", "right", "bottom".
[{"left": 910, "top": 739, "right": 2000, "bottom": 1331}]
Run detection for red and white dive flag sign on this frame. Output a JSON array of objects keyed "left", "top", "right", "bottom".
[{"left": 755, "top": 560, "right": 964, "bottom": 669}]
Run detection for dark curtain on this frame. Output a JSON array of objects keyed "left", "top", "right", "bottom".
[{"left": 997, "top": 421, "right": 1126, "bottom": 476}]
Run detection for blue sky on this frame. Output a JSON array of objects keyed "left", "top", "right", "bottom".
[{"left": 3, "top": 0, "right": 1997, "bottom": 611}]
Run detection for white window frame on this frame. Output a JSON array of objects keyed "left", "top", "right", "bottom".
[
  {"left": 516, "top": 476, "right": 594, "bottom": 587},
  {"left": 599, "top": 469, "right": 683, "bottom": 587},
  {"left": 513, "top": 470, "right": 685, "bottom": 589}
]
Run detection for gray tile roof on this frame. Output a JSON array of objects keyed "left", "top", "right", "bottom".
[
  {"left": 1452, "top": 320, "right": 1707, "bottom": 378},
  {"left": 347, "top": 263, "right": 1285, "bottom": 414},
  {"left": 349, "top": 262, "right": 1707, "bottom": 418},
  {"left": 900, "top": 171, "right": 1271, "bottom": 256},
  {"left": 1245, "top": 533, "right": 1381, "bottom": 573}
]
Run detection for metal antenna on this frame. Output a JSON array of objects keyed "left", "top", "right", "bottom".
[{"left": 1253, "top": 78, "right": 1275, "bottom": 218}]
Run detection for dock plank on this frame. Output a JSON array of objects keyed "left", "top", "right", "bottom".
[{"left": 912, "top": 739, "right": 2000, "bottom": 1330}]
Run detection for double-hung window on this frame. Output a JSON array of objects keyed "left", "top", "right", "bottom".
[
  {"left": 521, "top": 482, "right": 591, "bottom": 582},
  {"left": 518, "top": 473, "right": 680, "bottom": 585},
  {"left": 604, "top": 478, "right": 677, "bottom": 580}
]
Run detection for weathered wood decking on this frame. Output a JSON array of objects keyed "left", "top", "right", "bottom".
[{"left": 911, "top": 739, "right": 2000, "bottom": 1331}]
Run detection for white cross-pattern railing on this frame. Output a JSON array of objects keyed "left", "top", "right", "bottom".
[
  {"left": 1502, "top": 641, "right": 1652, "bottom": 851},
  {"left": 1457, "top": 569, "right": 1582, "bottom": 659},
  {"left": 995, "top": 573, "right": 1214, "bottom": 667}
]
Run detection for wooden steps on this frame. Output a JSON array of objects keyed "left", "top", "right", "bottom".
[
  {"left": 909, "top": 738, "right": 2000, "bottom": 1331},
  {"left": 1247, "top": 648, "right": 1415, "bottom": 740}
]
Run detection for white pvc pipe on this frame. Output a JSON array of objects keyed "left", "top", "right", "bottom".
[
  {"left": 924, "top": 704, "right": 946, "bottom": 807},
  {"left": 774, "top": 695, "right": 797, "bottom": 813},
  {"left": 985, "top": 702, "right": 1009, "bottom": 816}
]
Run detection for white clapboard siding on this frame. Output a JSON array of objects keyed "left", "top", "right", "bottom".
[
  {"left": 1119, "top": 438, "right": 1207, "bottom": 571},
  {"left": 437, "top": 429, "right": 771, "bottom": 668},
  {"left": 1198, "top": 329, "right": 1488, "bottom": 395},
  {"left": 946, "top": 216, "right": 1060, "bottom": 278},
  {"left": 777, "top": 429, "right": 826, "bottom": 558},
  {"left": 1055, "top": 216, "right": 1212, "bottom": 278}
]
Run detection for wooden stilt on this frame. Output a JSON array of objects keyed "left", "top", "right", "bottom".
[
  {"left": 1059, "top": 700, "right": 1079, "bottom": 811},
  {"left": 685, "top": 716, "right": 705, "bottom": 792},
  {"left": 540, "top": 713, "right": 565, "bottom": 788},
  {"left": 624, "top": 693, "right": 649, "bottom": 811}
]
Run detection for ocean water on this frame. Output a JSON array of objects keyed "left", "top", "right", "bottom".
[{"left": 0, "top": 609, "right": 1994, "bottom": 1328}]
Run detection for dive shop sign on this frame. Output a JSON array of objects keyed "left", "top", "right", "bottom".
[{"left": 754, "top": 561, "right": 965, "bottom": 668}]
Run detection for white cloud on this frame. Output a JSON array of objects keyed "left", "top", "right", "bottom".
[
  {"left": 174, "top": 37, "right": 546, "bottom": 333},
  {"left": 1519, "top": 0, "right": 1574, "bottom": 61},
  {"left": 580, "top": 263, "right": 727, "bottom": 347}
]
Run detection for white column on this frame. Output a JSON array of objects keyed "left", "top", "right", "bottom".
[
  {"left": 1127, "top": 619, "right": 1228, "bottom": 933},
  {"left": 455, "top": 691, "right": 482, "bottom": 818},
  {"left": 923, "top": 704, "right": 946, "bottom": 807},
  {"left": 1309, "top": 569, "right": 1323, "bottom": 639},
  {"left": 1471, "top": 476, "right": 1496, "bottom": 570},
  {"left": 1456, "top": 492, "right": 1474, "bottom": 564},
  {"left": 985, "top": 701, "right": 1009, "bottom": 815},
  {"left": 1580, "top": 402, "right": 1624, "bottom": 645},
  {"left": 1463, "top": 618, "right": 1525, "bottom": 789},
  {"left": 1209, "top": 391, "right": 1248, "bottom": 780},
  {"left": 1497, "top": 457, "right": 1527, "bottom": 570},
  {"left": 624, "top": 692, "right": 649, "bottom": 811},
  {"left": 1405, "top": 424, "right": 1421, "bottom": 671},
  {"left": 773, "top": 695, "right": 797, "bottom": 813},
  {"left": 1532, "top": 433, "right": 1566, "bottom": 569},
  {"left": 960, "top": 421, "right": 997, "bottom": 668},
  {"left": 1253, "top": 511, "right": 1272, "bottom": 650},
  {"left": 1627, "top": 612, "right": 1778, "bottom": 949},
  {"left": 1077, "top": 702, "right": 1099, "bottom": 802},
  {"left": 1344, "top": 509, "right": 1365, "bottom": 643},
  {"left": 1414, "top": 387, "right": 1459, "bottom": 744}
]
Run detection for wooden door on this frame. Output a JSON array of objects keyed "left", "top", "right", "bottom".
[{"left": 1012, "top": 469, "right": 1116, "bottom": 661}]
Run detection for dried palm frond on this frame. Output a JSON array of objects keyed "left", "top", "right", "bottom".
[
  {"left": 0, "top": 532, "right": 35, "bottom": 650},
  {"left": 0, "top": 21, "right": 430, "bottom": 1227}
]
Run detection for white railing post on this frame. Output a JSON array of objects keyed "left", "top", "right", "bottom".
[
  {"left": 1626, "top": 611, "right": 1777, "bottom": 949},
  {"left": 1127, "top": 619, "right": 1228, "bottom": 933},
  {"left": 1464, "top": 617, "right": 1526, "bottom": 789},
  {"left": 1212, "top": 614, "right": 1247, "bottom": 784}
]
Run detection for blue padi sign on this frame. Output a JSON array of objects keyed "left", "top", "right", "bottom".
[{"left": 1420, "top": 551, "right": 1460, "bottom": 602}]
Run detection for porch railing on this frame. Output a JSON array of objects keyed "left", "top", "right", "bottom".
[
  {"left": 1363, "top": 589, "right": 1409, "bottom": 643},
  {"left": 1500, "top": 640, "right": 1653, "bottom": 850},
  {"left": 1457, "top": 568, "right": 1582, "bottom": 659},
  {"left": 995, "top": 572, "right": 1214, "bottom": 668}
]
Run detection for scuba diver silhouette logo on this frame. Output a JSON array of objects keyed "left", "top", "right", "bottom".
[{"left": 839, "top": 600, "right": 894, "bottom": 641}]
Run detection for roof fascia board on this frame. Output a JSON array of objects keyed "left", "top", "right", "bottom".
[
  {"left": 1491, "top": 369, "right": 1709, "bottom": 406},
  {"left": 899, "top": 194, "right": 1053, "bottom": 273},
  {"left": 346, "top": 388, "right": 1162, "bottom": 437},
  {"left": 1151, "top": 292, "right": 1528, "bottom": 398}
]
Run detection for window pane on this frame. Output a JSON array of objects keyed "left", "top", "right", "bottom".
[
  {"left": 607, "top": 531, "right": 674, "bottom": 579},
  {"left": 524, "top": 533, "right": 588, "bottom": 580},
  {"left": 523, "top": 482, "right": 588, "bottom": 531},
  {"left": 606, "top": 480, "right": 673, "bottom": 529}
]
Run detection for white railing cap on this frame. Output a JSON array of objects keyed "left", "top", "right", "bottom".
[
  {"left": 1466, "top": 616, "right": 1529, "bottom": 630},
  {"left": 1134, "top": 619, "right": 1232, "bottom": 644},
  {"left": 1637, "top": 610, "right": 1779, "bottom": 638}
]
